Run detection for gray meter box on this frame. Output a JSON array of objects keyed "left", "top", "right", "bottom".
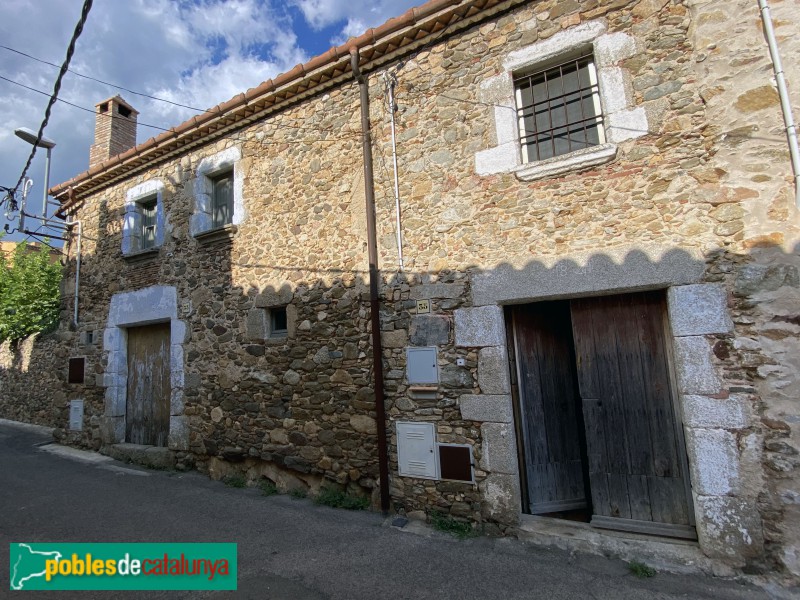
[{"left": 406, "top": 347, "right": 438, "bottom": 384}]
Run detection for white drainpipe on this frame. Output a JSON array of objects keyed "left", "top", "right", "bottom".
[{"left": 758, "top": 0, "right": 800, "bottom": 209}]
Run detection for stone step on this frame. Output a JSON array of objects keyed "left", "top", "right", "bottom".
[{"left": 102, "top": 443, "right": 175, "bottom": 470}]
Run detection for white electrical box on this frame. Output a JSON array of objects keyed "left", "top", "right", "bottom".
[
  {"left": 406, "top": 347, "right": 438, "bottom": 385},
  {"left": 396, "top": 421, "right": 438, "bottom": 479},
  {"left": 69, "top": 399, "right": 84, "bottom": 431}
]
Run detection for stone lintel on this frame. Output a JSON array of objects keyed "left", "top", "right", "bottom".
[{"left": 471, "top": 244, "right": 704, "bottom": 306}]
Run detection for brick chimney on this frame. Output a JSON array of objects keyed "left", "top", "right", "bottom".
[{"left": 89, "top": 96, "right": 138, "bottom": 168}]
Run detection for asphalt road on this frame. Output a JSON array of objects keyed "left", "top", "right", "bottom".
[{"left": 0, "top": 420, "right": 776, "bottom": 599}]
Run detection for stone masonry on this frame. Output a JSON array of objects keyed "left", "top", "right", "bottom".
[{"left": 2, "top": 0, "right": 799, "bottom": 584}]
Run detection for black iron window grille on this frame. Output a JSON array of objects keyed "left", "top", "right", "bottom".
[
  {"left": 514, "top": 54, "right": 605, "bottom": 163},
  {"left": 140, "top": 198, "right": 157, "bottom": 249},
  {"left": 211, "top": 170, "right": 234, "bottom": 228}
]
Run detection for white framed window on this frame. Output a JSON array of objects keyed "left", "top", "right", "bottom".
[
  {"left": 191, "top": 146, "right": 244, "bottom": 237},
  {"left": 140, "top": 197, "right": 158, "bottom": 250},
  {"left": 122, "top": 180, "right": 164, "bottom": 255},
  {"left": 475, "top": 20, "right": 648, "bottom": 181},
  {"left": 515, "top": 53, "right": 605, "bottom": 163},
  {"left": 211, "top": 170, "right": 233, "bottom": 228}
]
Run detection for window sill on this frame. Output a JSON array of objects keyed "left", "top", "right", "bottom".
[
  {"left": 194, "top": 224, "right": 237, "bottom": 246},
  {"left": 408, "top": 386, "right": 438, "bottom": 401},
  {"left": 122, "top": 247, "right": 160, "bottom": 264},
  {"left": 514, "top": 143, "right": 617, "bottom": 182}
]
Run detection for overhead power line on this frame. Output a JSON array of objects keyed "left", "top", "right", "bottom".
[
  {"left": 10, "top": 0, "right": 94, "bottom": 198},
  {"left": 0, "top": 75, "right": 171, "bottom": 132},
  {"left": 1, "top": 44, "right": 206, "bottom": 114},
  {"left": 1, "top": 75, "right": 362, "bottom": 145}
]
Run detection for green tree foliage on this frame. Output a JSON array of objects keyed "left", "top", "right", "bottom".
[{"left": 0, "top": 241, "right": 62, "bottom": 342}]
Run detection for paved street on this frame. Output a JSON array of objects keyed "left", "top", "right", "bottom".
[{"left": 0, "top": 420, "right": 777, "bottom": 599}]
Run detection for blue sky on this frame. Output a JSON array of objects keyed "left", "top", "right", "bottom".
[{"left": 0, "top": 0, "right": 421, "bottom": 242}]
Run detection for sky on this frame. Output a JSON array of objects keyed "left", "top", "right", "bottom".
[{"left": 0, "top": 0, "right": 422, "bottom": 242}]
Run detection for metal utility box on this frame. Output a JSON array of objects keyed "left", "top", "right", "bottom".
[
  {"left": 406, "top": 347, "right": 438, "bottom": 385},
  {"left": 396, "top": 421, "right": 438, "bottom": 479}
]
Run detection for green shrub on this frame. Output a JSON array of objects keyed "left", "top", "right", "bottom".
[
  {"left": 223, "top": 474, "right": 246, "bottom": 488},
  {"left": 260, "top": 480, "right": 278, "bottom": 496},
  {"left": 288, "top": 487, "right": 307, "bottom": 499},
  {"left": 315, "top": 487, "right": 369, "bottom": 510},
  {"left": 628, "top": 561, "right": 656, "bottom": 578},
  {"left": 0, "top": 240, "right": 62, "bottom": 342},
  {"left": 429, "top": 512, "right": 475, "bottom": 539}
]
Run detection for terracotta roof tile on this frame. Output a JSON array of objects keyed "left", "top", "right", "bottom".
[{"left": 51, "top": 0, "right": 521, "bottom": 206}]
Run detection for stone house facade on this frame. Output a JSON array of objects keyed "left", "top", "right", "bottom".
[{"left": 2, "top": 0, "right": 799, "bottom": 583}]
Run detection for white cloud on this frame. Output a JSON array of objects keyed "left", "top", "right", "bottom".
[
  {"left": 0, "top": 0, "right": 417, "bottom": 241},
  {"left": 292, "top": 0, "right": 422, "bottom": 43},
  {"left": 0, "top": 0, "right": 309, "bottom": 239}
]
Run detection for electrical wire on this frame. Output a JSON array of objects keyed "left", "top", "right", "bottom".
[
  {"left": 0, "top": 75, "right": 171, "bottom": 132},
  {"left": 0, "top": 74, "right": 366, "bottom": 154},
  {"left": 9, "top": 0, "right": 94, "bottom": 199},
  {"left": 0, "top": 44, "right": 206, "bottom": 113}
]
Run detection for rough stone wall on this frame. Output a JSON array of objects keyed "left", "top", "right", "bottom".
[
  {"left": 1, "top": 0, "right": 799, "bottom": 581},
  {"left": 686, "top": 0, "right": 800, "bottom": 580},
  {"left": 361, "top": 0, "right": 799, "bottom": 577},
  {"left": 51, "top": 83, "right": 384, "bottom": 499},
  {"left": 0, "top": 334, "right": 68, "bottom": 427}
]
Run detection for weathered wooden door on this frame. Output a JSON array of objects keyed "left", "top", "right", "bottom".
[
  {"left": 126, "top": 323, "right": 171, "bottom": 447},
  {"left": 512, "top": 292, "right": 695, "bottom": 538},
  {"left": 570, "top": 292, "right": 694, "bottom": 538},
  {"left": 511, "top": 302, "right": 588, "bottom": 514}
]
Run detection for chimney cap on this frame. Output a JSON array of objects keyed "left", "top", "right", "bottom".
[{"left": 95, "top": 95, "right": 139, "bottom": 116}]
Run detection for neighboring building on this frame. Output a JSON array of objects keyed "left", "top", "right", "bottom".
[
  {"left": 0, "top": 241, "right": 62, "bottom": 264},
  {"left": 2, "top": 0, "right": 799, "bottom": 583}
]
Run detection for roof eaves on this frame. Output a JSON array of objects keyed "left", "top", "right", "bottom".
[{"left": 51, "top": 0, "right": 520, "bottom": 207}]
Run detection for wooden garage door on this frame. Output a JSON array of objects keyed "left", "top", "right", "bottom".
[
  {"left": 570, "top": 292, "right": 694, "bottom": 537},
  {"left": 126, "top": 323, "right": 171, "bottom": 447}
]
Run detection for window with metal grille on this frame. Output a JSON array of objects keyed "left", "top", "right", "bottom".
[
  {"left": 515, "top": 54, "right": 605, "bottom": 163},
  {"left": 211, "top": 170, "right": 233, "bottom": 228},
  {"left": 139, "top": 198, "right": 157, "bottom": 250}
]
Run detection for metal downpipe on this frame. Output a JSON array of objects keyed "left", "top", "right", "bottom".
[
  {"left": 351, "top": 48, "right": 391, "bottom": 515},
  {"left": 758, "top": 0, "right": 800, "bottom": 209}
]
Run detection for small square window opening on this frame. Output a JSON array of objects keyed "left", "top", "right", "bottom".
[
  {"left": 211, "top": 170, "right": 234, "bottom": 229},
  {"left": 515, "top": 53, "right": 605, "bottom": 163},
  {"left": 68, "top": 357, "right": 85, "bottom": 384},
  {"left": 139, "top": 197, "right": 158, "bottom": 250},
  {"left": 269, "top": 306, "right": 288, "bottom": 338}
]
